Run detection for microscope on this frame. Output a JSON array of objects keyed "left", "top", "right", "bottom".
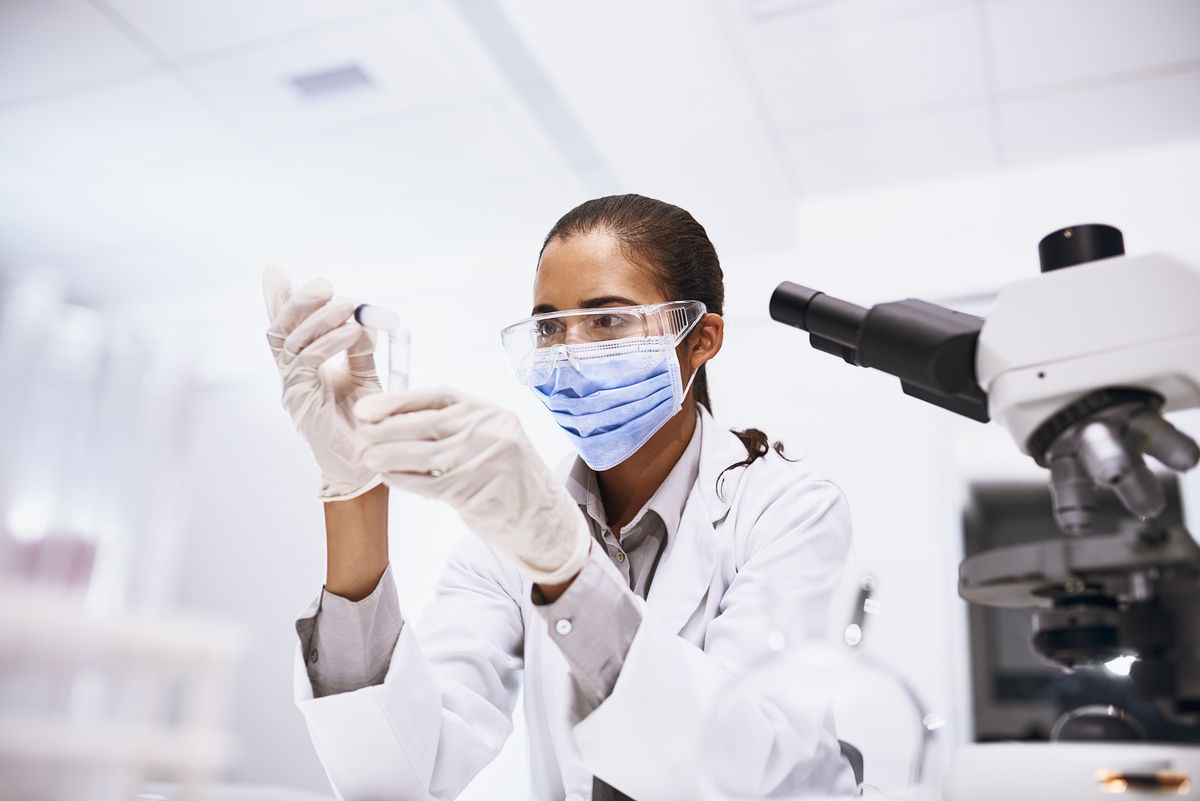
[{"left": 770, "top": 225, "right": 1200, "bottom": 799}]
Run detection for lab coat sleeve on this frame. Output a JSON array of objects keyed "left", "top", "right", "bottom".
[
  {"left": 295, "top": 563, "right": 403, "bottom": 698},
  {"left": 573, "top": 470, "right": 856, "bottom": 800},
  {"left": 293, "top": 534, "right": 527, "bottom": 801}
]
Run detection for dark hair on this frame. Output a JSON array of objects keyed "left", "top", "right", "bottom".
[{"left": 541, "top": 193, "right": 788, "bottom": 476}]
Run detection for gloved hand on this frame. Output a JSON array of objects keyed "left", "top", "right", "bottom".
[
  {"left": 263, "top": 264, "right": 383, "bottom": 501},
  {"left": 353, "top": 389, "right": 591, "bottom": 584}
]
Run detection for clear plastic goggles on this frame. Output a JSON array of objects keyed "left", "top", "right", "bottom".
[{"left": 499, "top": 300, "right": 707, "bottom": 385}]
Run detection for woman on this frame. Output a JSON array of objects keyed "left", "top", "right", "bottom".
[{"left": 264, "top": 195, "right": 856, "bottom": 800}]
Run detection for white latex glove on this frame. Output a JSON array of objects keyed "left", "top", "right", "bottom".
[
  {"left": 354, "top": 389, "right": 591, "bottom": 584},
  {"left": 263, "top": 264, "right": 383, "bottom": 501}
]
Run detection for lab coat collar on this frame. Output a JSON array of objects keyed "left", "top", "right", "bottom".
[
  {"left": 644, "top": 406, "right": 750, "bottom": 633},
  {"left": 557, "top": 405, "right": 752, "bottom": 633},
  {"left": 692, "top": 404, "right": 751, "bottom": 525}
]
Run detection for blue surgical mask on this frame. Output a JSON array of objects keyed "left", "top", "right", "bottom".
[{"left": 531, "top": 337, "right": 697, "bottom": 471}]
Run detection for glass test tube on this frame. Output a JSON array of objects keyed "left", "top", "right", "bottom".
[
  {"left": 385, "top": 327, "right": 411, "bottom": 392},
  {"left": 355, "top": 303, "right": 410, "bottom": 392}
]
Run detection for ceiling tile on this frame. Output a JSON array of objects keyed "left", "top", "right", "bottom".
[
  {"left": 781, "top": 104, "right": 998, "bottom": 195},
  {"left": 999, "top": 70, "right": 1200, "bottom": 163},
  {"left": 178, "top": 10, "right": 483, "bottom": 143},
  {"left": 744, "top": 3, "right": 991, "bottom": 133},
  {"left": 492, "top": 0, "right": 799, "bottom": 253},
  {"left": 264, "top": 105, "right": 547, "bottom": 214},
  {"left": 0, "top": 73, "right": 247, "bottom": 189},
  {"left": 986, "top": 0, "right": 1200, "bottom": 95},
  {"left": 0, "top": 0, "right": 157, "bottom": 106},
  {"left": 719, "top": 0, "right": 974, "bottom": 45},
  {"left": 103, "top": 0, "right": 410, "bottom": 61}
]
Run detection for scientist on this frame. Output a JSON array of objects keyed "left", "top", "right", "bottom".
[{"left": 263, "top": 194, "right": 857, "bottom": 800}]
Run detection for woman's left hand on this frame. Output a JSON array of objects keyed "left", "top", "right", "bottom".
[{"left": 354, "top": 389, "right": 591, "bottom": 584}]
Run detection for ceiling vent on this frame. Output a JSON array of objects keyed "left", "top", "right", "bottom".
[{"left": 289, "top": 64, "right": 373, "bottom": 98}]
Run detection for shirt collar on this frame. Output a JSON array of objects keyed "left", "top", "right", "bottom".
[{"left": 564, "top": 410, "right": 704, "bottom": 540}]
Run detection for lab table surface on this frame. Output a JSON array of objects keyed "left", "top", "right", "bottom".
[{"left": 138, "top": 783, "right": 334, "bottom": 801}]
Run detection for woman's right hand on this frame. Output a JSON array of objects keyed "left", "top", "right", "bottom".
[{"left": 263, "top": 264, "right": 383, "bottom": 501}]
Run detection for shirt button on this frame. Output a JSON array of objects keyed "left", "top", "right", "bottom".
[
  {"left": 309, "top": 649, "right": 318, "bottom": 664},
  {"left": 555, "top": 618, "right": 573, "bottom": 636},
  {"left": 615, "top": 551, "right": 626, "bottom": 563}
]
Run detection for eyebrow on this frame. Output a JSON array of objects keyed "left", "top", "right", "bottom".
[{"left": 531, "top": 295, "right": 641, "bottom": 315}]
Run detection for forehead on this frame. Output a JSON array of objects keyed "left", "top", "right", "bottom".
[{"left": 533, "top": 230, "right": 666, "bottom": 311}]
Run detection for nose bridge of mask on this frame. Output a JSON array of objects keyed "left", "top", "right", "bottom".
[
  {"left": 548, "top": 342, "right": 582, "bottom": 372},
  {"left": 536, "top": 340, "right": 632, "bottom": 379},
  {"left": 554, "top": 334, "right": 671, "bottom": 372}
]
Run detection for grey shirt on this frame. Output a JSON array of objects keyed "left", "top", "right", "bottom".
[{"left": 296, "top": 413, "right": 704, "bottom": 706}]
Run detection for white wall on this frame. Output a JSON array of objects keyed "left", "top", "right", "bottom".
[{"left": 167, "top": 136, "right": 1200, "bottom": 796}]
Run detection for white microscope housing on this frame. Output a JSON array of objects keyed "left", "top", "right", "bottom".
[{"left": 977, "top": 250, "right": 1200, "bottom": 462}]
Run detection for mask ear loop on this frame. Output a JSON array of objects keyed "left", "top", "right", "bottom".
[
  {"left": 680, "top": 359, "right": 699, "bottom": 400},
  {"left": 673, "top": 308, "right": 706, "bottom": 403}
]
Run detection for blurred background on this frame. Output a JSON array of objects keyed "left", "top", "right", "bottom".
[{"left": 1, "top": 0, "right": 1199, "bottom": 797}]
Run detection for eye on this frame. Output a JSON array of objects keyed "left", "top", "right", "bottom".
[
  {"left": 590, "top": 313, "right": 625, "bottom": 331},
  {"left": 534, "top": 319, "right": 565, "bottom": 341}
]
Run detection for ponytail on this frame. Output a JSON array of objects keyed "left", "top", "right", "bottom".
[{"left": 717, "top": 427, "right": 793, "bottom": 498}]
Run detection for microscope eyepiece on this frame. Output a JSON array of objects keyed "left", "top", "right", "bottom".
[
  {"left": 769, "top": 281, "right": 989, "bottom": 422},
  {"left": 769, "top": 282, "right": 867, "bottom": 351},
  {"left": 1038, "top": 224, "right": 1125, "bottom": 273}
]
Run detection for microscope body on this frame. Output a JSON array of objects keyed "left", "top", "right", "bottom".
[
  {"left": 965, "top": 247, "right": 1200, "bottom": 722},
  {"left": 770, "top": 226, "right": 1200, "bottom": 798}
]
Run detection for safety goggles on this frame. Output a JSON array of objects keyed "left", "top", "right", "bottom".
[{"left": 499, "top": 300, "right": 707, "bottom": 385}]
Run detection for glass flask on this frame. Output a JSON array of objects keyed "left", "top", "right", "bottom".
[{"left": 699, "top": 574, "right": 944, "bottom": 800}]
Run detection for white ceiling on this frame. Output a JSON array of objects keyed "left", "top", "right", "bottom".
[{"left": 1, "top": 0, "right": 1198, "bottom": 312}]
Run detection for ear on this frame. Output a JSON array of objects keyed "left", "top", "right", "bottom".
[{"left": 687, "top": 313, "right": 724, "bottom": 371}]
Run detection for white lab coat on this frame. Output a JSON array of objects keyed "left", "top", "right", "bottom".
[{"left": 294, "top": 409, "right": 856, "bottom": 800}]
